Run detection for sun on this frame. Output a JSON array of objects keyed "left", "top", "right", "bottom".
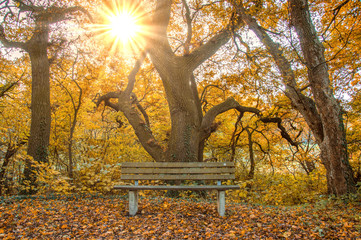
[
  {"left": 94, "top": 1, "right": 147, "bottom": 53},
  {"left": 108, "top": 12, "right": 140, "bottom": 43}
]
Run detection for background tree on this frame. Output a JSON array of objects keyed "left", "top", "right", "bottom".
[
  {"left": 0, "top": 57, "right": 30, "bottom": 195},
  {"left": 0, "top": 0, "right": 92, "bottom": 193},
  {"left": 230, "top": 0, "right": 357, "bottom": 194}
]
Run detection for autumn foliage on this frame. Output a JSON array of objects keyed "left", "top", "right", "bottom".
[{"left": 0, "top": 0, "right": 361, "bottom": 220}]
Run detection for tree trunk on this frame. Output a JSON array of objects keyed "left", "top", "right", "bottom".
[
  {"left": 289, "top": 0, "right": 355, "bottom": 195},
  {"left": 245, "top": 128, "right": 255, "bottom": 180},
  {"left": 0, "top": 150, "right": 13, "bottom": 195},
  {"left": 23, "top": 24, "right": 51, "bottom": 194},
  {"left": 159, "top": 69, "right": 203, "bottom": 162}
]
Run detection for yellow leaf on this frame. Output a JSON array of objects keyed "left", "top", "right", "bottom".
[{"left": 283, "top": 231, "right": 291, "bottom": 238}]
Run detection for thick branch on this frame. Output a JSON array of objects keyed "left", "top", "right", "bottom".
[
  {"left": 289, "top": 0, "right": 331, "bottom": 91},
  {"left": 15, "top": 0, "right": 43, "bottom": 12},
  {"left": 97, "top": 90, "right": 164, "bottom": 161},
  {"left": 186, "top": 29, "right": 233, "bottom": 70},
  {"left": 118, "top": 93, "right": 164, "bottom": 161},
  {"left": 152, "top": 0, "right": 172, "bottom": 36},
  {"left": 44, "top": 6, "right": 93, "bottom": 24},
  {"left": 96, "top": 91, "right": 120, "bottom": 111},
  {"left": 185, "top": 6, "right": 243, "bottom": 70},
  {"left": 148, "top": 0, "right": 173, "bottom": 55},
  {"left": 131, "top": 93, "right": 150, "bottom": 127},
  {"left": 201, "top": 97, "right": 260, "bottom": 139},
  {"left": 97, "top": 72, "right": 164, "bottom": 162}
]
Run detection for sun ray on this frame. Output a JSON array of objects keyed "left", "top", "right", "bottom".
[{"left": 93, "top": 0, "right": 148, "bottom": 54}]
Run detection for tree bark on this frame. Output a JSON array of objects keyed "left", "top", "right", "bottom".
[
  {"left": 289, "top": 0, "right": 355, "bottom": 195},
  {"left": 22, "top": 23, "right": 51, "bottom": 191},
  {"left": 245, "top": 127, "right": 255, "bottom": 180}
]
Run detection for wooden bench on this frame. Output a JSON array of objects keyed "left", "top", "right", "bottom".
[{"left": 113, "top": 162, "right": 240, "bottom": 216}]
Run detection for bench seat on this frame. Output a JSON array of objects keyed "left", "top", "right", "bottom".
[
  {"left": 114, "top": 162, "right": 239, "bottom": 216},
  {"left": 114, "top": 185, "right": 240, "bottom": 191}
]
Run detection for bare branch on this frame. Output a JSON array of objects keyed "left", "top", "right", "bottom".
[
  {"left": 0, "top": 25, "right": 27, "bottom": 49},
  {"left": 124, "top": 50, "right": 147, "bottom": 96},
  {"left": 260, "top": 117, "right": 298, "bottom": 147},
  {"left": 322, "top": 0, "right": 350, "bottom": 37},
  {"left": 200, "top": 84, "right": 225, "bottom": 104},
  {"left": 0, "top": 81, "right": 18, "bottom": 98}
]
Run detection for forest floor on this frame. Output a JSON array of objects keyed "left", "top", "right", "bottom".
[{"left": 0, "top": 195, "right": 360, "bottom": 239}]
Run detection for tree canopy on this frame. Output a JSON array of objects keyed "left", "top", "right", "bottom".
[{"left": 0, "top": 0, "right": 360, "bottom": 198}]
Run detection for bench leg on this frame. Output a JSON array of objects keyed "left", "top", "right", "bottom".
[
  {"left": 217, "top": 190, "right": 226, "bottom": 217},
  {"left": 129, "top": 190, "right": 138, "bottom": 216}
]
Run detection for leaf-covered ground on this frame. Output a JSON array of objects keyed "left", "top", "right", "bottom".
[{"left": 0, "top": 196, "right": 360, "bottom": 239}]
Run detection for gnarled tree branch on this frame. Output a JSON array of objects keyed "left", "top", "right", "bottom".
[
  {"left": 260, "top": 117, "right": 298, "bottom": 147},
  {"left": 200, "top": 97, "right": 260, "bottom": 140},
  {"left": 96, "top": 91, "right": 120, "bottom": 111}
]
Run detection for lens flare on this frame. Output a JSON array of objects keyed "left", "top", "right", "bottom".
[
  {"left": 93, "top": 0, "right": 148, "bottom": 53},
  {"left": 108, "top": 12, "right": 140, "bottom": 43}
]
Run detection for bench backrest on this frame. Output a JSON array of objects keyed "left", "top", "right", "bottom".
[{"left": 121, "top": 162, "right": 235, "bottom": 181}]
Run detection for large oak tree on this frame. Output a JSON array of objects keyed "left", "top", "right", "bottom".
[
  {"left": 97, "top": 0, "right": 356, "bottom": 195},
  {"left": 97, "top": 0, "right": 261, "bottom": 163}
]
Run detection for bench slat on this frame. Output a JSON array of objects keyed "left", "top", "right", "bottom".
[
  {"left": 113, "top": 185, "right": 240, "bottom": 191},
  {"left": 121, "top": 162, "right": 234, "bottom": 168},
  {"left": 122, "top": 167, "right": 234, "bottom": 174},
  {"left": 121, "top": 174, "right": 235, "bottom": 180}
]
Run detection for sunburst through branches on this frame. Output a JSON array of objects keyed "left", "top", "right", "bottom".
[{"left": 94, "top": 0, "right": 148, "bottom": 53}]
